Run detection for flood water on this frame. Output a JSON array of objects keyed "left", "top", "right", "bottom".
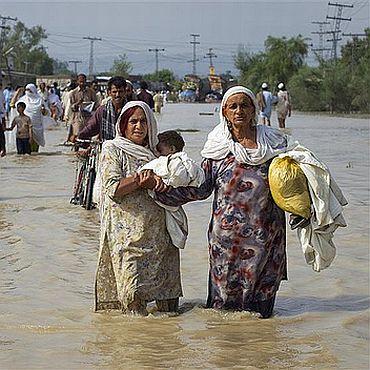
[{"left": 0, "top": 104, "right": 369, "bottom": 369}]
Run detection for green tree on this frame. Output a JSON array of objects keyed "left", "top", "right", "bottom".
[
  {"left": 234, "top": 36, "right": 308, "bottom": 92},
  {"left": 2, "top": 21, "right": 54, "bottom": 75},
  {"left": 143, "top": 69, "right": 176, "bottom": 84},
  {"left": 289, "top": 66, "right": 326, "bottom": 111},
  {"left": 264, "top": 35, "right": 308, "bottom": 83},
  {"left": 110, "top": 54, "right": 132, "bottom": 78}
]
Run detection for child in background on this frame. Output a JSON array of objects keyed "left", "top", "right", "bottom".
[{"left": 7, "top": 102, "right": 33, "bottom": 155}]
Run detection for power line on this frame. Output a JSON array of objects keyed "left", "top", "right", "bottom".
[
  {"left": 83, "top": 36, "right": 102, "bottom": 77},
  {"left": 326, "top": 2, "right": 353, "bottom": 60},
  {"left": 188, "top": 34, "right": 200, "bottom": 76},
  {"left": 148, "top": 48, "right": 165, "bottom": 74}
]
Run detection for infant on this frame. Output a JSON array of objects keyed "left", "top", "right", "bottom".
[{"left": 140, "top": 130, "right": 205, "bottom": 249}]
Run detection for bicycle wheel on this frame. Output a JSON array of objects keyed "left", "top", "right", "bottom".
[
  {"left": 84, "top": 168, "right": 96, "bottom": 210},
  {"left": 70, "top": 161, "right": 86, "bottom": 205}
]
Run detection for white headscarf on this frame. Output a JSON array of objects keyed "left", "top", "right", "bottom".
[
  {"left": 104, "top": 100, "right": 158, "bottom": 162},
  {"left": 201, "top": 85, "right": 296, "bottom": 165},
  {"left": 24, "top": 83, "right": 43, "bottom": 105},
  {"left": 17, "top": 83, "right": 45, "bottom": 146}
]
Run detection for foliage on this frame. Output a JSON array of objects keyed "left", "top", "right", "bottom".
[
  {"left": 2, "top": 21, "right": 55, "bottom": 75},
  {"left": 234, "top": 35, "right": 308, "bottom": 92},
  {"left": 234, "top": 31, "right": 369, "bottom": 113},
  {"left": 143, "top": 69, "right": 176, "bottom": 84},
  {"left": 110, "top": 54, "right": 132, "bottom": 78}
]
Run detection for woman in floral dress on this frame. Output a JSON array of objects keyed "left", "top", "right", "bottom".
[
  {"left": 156, "top": 86, "right": 292, "bottom": 318},
  {"left": 95, "top": 101, "right": 182, "bottom": 315}
]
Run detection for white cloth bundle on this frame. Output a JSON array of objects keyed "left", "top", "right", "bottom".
[
  {"left": 140, "top": 151, "right": 205, "bottom": 249},
  {"left": 140, "top": 151, "right": 205, "bottom": 188},
  {"left": 278, "top": 146, "right": 347, "bottom": 272}
]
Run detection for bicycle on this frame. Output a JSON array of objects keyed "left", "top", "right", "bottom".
[{"left": 70, "top": 139, "right": 101, "bottom": 210}]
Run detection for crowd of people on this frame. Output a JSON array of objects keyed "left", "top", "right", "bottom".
[
  {"left": 0, "top": 75, "right": 347, "bottom": 319},
  {"left": 0, "top": 76, "right": 168, "bottom": 156}
]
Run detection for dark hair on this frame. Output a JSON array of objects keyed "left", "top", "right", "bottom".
[
  {"left": 118, "top": 106, "right": 149, "bottom": 146},
  {"left": 140, "top": 81, "right": 148, "bottom": 90},
  {"left": 157, "top": 130, "right": 185, "bottom": 152},
  {"left": 107, "top": 76, "right": 127, "bottom": 91},
  {"left": 17, "top": 101, "right": 26, "bottom": 109}
]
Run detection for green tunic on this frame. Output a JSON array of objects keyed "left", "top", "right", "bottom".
[{"left": 95, "top": 142, "right": 182, "bottom": 311}]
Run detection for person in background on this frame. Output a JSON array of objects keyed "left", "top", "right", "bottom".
[
  {"left": 125, "top": 80, "right": 137, "bottom": 102},
  {"left": 3, "top": 84, "right": 14, "bottom": 122},
  {"left": 38, "top": 82, "right": 50, "bottom": 109},
  {"left": 49, "top": 88, "right": 63, "bottom": 121},
  {"left": 276, "top": 82, "right": 291, "bottom": 129},
  {"left": 53, "top": 82, "right": 61, "bottom": 99},
  {"left": 17, "top": 84, "right": 47, "bottom": 152},
  {"left": 7, "top": 101, "right": 33, "bottom": 155},
  {"left": 91, "top": 80, "right": 103, "bottom": 107},
  {"left": 0, "top": 82, "right": 6, "bottom": 156},
  {"left": 137, "top": 81, "right": 154, "bottom": 109},
  {"left": 256, "top": 82, "right": 277, "bottom": 126},
  {"left": 153, "top": 90, "right": 164, "bottom": 114},
  {"left": 77, "top": 76, "right": 127, "bottom": 142},
  {"left": 67, "top": 74, "right": 98, "bottom": 142},
  {"left": 61, "top": 82, "right": 76, "bottom": 128}
]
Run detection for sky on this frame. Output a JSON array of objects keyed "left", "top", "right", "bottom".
[{"left": 0, "top": 0, "right": 369, "bottom": 77}]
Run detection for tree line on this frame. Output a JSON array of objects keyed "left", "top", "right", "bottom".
[
  {"left": 234, "top": 29, "right": 369, "bottom": 114},
  {"left": 2, "top": 20, "right": 368, "bottom": 113}
]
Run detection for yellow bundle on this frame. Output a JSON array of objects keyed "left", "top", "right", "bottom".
[{"left": 268, "top": 157, "right": 311, "bottom": 219}]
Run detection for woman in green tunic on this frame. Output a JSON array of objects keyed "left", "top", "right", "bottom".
[{"left": 95, "top": 101, "right": 182, "bottom": 315}]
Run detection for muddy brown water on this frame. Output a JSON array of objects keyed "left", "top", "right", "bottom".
[{"left": 0, "top": 104, "right": 369, "bottom": 369}]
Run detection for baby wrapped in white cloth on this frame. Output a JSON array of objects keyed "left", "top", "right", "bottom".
[{"left": 140, "top": 130, "right": 205, "bottom": 248}]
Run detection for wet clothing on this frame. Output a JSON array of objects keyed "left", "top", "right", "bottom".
[
  {"left": 95, "top": 101, "right": 182, "bottom": 312},
  {"left": 16, "top": 138, "right": 31, "bottom": 155},
  {"left": 95, "top": 142, "right": 182, "bottom": 311},
  {"left": 17, "top": 84, "right": 45, "bottom": 148},
  {"left": 69, "top": 86, "right": 98, "bottom": 137},
  {"left": 276, "top": 90, "right": 291, "bottom": 119},
  {"left": 258, "top": 91, "right": 277, "bottom": 119},
  {"left": 156, "top": 156, "right": 287, "bottom": 311},
  {"left": 11, "top": 115, "right": 32, "bottom": 139}
]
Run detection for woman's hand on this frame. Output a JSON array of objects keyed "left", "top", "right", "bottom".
[{"left": 138, "top": 170, "right": 157, "bottom": 189}]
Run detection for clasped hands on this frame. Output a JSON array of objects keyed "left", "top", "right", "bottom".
[{"left": 135, "top": 170, "right": 169, "bottom": 193}]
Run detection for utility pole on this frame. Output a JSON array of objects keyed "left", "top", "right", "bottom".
[
  {"left": 204, "top": 48, "right": 217, "bottom": 68},
  {"left": 0, "top": 15, "right": 17, "bottom": 83},
  {"left": 188, "top": 34, "right": 200, "bottom": 76},
  {"left": 311, "top": 21, "right": 331, "bottom": 59},
  {"left": 326, "top": 2, "right": 353, "bottom": 60},
  {"left": 68, "top": 60, "right": 82, "bottom": 75},
  {"left": 148, "top": 48, "right": 165, "bottom": 75},
  {"left": 83, "top": 36, "right": 101, "bottom": 77}
]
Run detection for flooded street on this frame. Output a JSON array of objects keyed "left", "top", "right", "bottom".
[{"left": 0, "top": 104, "right": 369, "bottom": 369}]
